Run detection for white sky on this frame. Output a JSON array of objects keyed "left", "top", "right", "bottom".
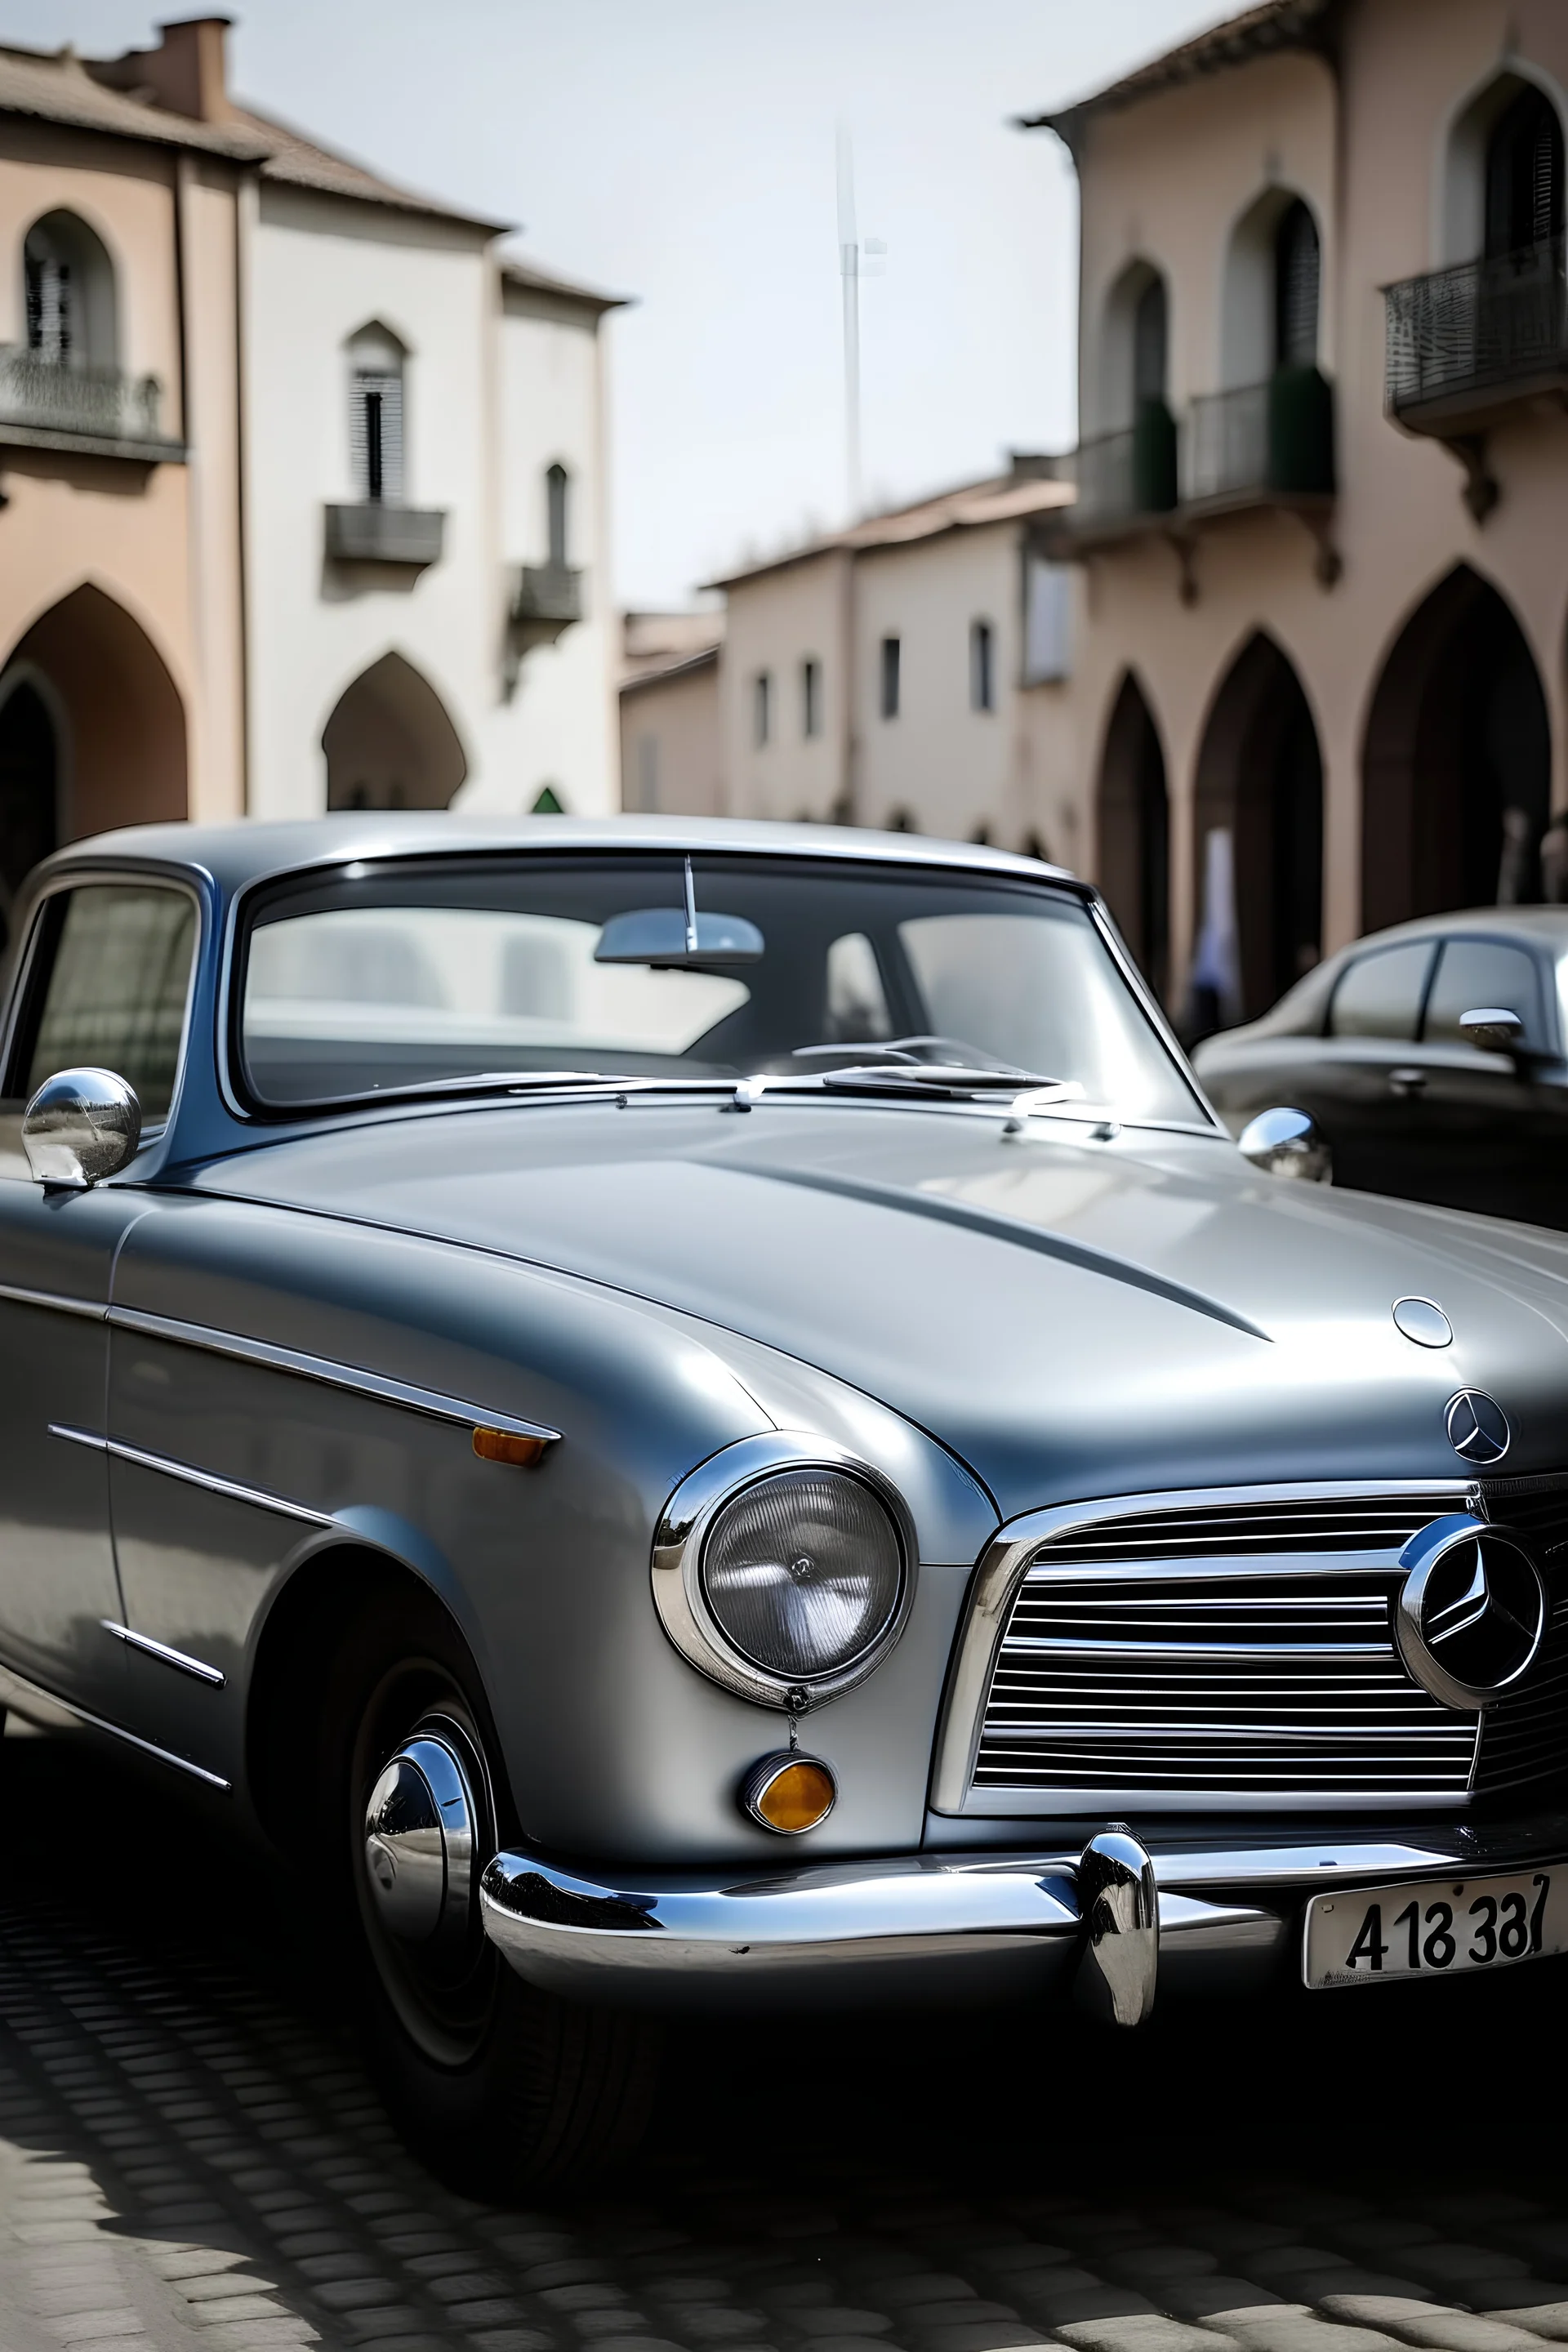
[{"left": 12, "top": 0, "right": 1229, "bottom": 605}]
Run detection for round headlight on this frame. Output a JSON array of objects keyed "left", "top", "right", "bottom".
[{"left": 699, "top": 1466, "right": 904, "bottom": 1683}]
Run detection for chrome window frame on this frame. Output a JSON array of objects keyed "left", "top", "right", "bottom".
[
  {"left": 929, "top": 1476, "right": 1479, "bottom": 1816},
  {"left": 651, "top": 1431, "right": 919, "bottom": 1710},
  {"left": 0, "top": 866, "right": 203, "bottom": 1148}
]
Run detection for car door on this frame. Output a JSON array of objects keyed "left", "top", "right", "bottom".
[
  {"left": 1390, "top": 934, "right": 1568, "bottom": 1227},
  {"left": 0, "top": 875, "right": 198, "bottom": 1722},
  {"left": 1298, "top": 938, "right": 1438, "bottom": 1199}
]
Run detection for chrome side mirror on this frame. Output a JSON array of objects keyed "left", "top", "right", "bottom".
[
  {"left": 1459, "top": 1007, "right": 1525, "bottom": 1054},
  {"left": 1237, "top": 1105, "right": 1332, "bottom": 1183},
  {"left": 22, "top": 1068, "right": 141, "bottom": 1187}
]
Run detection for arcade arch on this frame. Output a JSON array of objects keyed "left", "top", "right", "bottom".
[
  {"left": 1192, "top": 634, "right": 1323, "bottom": 1027},
  {"left": 322, "top": 652, "right": 467, "bottom": 811},
  {"left": 1095, "top": 673, "right": 1169, "bottom": 1000},
  {"left": 1361, "top": 565, "right": 1549, "bottom": 932}
]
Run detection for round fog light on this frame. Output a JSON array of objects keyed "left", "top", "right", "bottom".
[{"left": 741, "top": 1752, "right": 836, "bottom": 1834}]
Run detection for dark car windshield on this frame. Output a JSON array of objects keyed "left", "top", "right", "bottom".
[{"left": 238, "top": 853, "right": 1203, "bottom": 1124}]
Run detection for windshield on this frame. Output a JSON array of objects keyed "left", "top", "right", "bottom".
[{"left": 238, "top": 854, "right": 1203, "bottom": 1124}]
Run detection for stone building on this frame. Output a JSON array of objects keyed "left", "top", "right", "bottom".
[
  {"left": 0, "top": 15, "right": 622, "bottom": 953},
  {"left": 1024, "top": 0, "right": 1568, "bottom": 1023},
  {"left": 654, "top": 467, "right": 1076, "bottom": 849}
]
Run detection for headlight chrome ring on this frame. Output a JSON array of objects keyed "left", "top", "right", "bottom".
[{"left": 651, "top": 1432, "right": 917, "bottom": 1708}]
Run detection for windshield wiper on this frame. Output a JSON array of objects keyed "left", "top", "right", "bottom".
[{"left": 819, "top": 1063, "right": 1073, "bottom": 1100}]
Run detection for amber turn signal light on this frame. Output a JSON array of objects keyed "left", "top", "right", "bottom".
[
  {"left": 472, "top": 1426, "right": 548, "bottom": 1468},
  {"left": 741, "top": 1752, "right": 837, "bottom": 1834}
]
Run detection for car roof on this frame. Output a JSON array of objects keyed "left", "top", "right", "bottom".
[
  {"left": 1343, "top": 905, "right": 1568, "bottom": 955},
  {"left": 38, "top": 813, "right": 1083, "bottom": 897}
]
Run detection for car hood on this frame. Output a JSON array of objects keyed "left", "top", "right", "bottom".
[{"left": 193, "top": 1099, "right": 1568, "bottom": 1520}]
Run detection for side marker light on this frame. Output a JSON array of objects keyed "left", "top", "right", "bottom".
[
  {"left": 741, "top": 1753, "right": 837, "bottom": 1834},
  {"left": 472, "top": 1426, "right": 548, "bottom": 1468}
]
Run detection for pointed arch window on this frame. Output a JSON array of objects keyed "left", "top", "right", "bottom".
[
  {"left": 348, "top": 324, "right": 406, "bottom": 504},
  {"left": 546, "top": 462, "right": 570, "bottom": 568},
  {"left": 23, "top": 212, "right": 117, "bottom": 372}
]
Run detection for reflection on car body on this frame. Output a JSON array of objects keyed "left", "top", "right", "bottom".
[{"left": 5, "top": 817, "right": 1568, "bottom": 2188}]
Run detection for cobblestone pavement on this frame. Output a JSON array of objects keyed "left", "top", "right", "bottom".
[{"left": 3, "top": 1726, "right": 1568, "bottom": 2352}]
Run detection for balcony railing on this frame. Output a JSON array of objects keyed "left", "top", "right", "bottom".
[
  {"left": 1185, "top": 368, "right": 1334, "bottom": 502},
  {"left": 513, "top": 564, "right": 583, "bottom": 627},
  {"left": 1072, "top": 401, "right": 1178, "bottom": 531},
  {"left": 324, "top": 502, "right": 445, "bottom": 567},
  {"left": 1385, "top": 234, "right": 1568, "bottom": 426},
  {"left": 0, "top": 348, "right": 169, "bottom": 450}
]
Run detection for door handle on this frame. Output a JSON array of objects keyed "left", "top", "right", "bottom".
[{"left": 1389, "top": 1067, "right": 1427, "bottom": 1096}]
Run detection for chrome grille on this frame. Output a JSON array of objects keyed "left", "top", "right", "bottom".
[
  {"left": 1477, "top": 1477, "right": 1568, "bottom": 1795},
  {"left": 973, "top": 1490, "right": 1485, "bottom": 1810}
]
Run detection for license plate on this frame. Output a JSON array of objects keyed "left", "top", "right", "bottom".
[{"left": 1304, "top": 1869, "right": 1568, "bottom": 1989}]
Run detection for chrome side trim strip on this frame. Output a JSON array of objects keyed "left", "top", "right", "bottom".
[
  {"left": 0, "top": 1657, "right": 231, "bottom": 1791},
  {"left": 100, "top": 1619, "right": 225, "bottom": 1687},
  {"left": 929, "top": 1477, "right": 1477, "bottom": 1815},
  {"left": 0, "top": 1281, "right": 107, "bottom": 1321},
  {"left": 48, "top": 1423, "right": 332, "bottom": 1526},
  {"left": 107, "top": 1306, "right": 561, "bottom": 1448}
]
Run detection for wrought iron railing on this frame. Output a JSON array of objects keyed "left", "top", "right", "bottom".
[
  {"left": 1385, "top": 234, "right": 1568, "bottom": 415},
  {"left": 1073, "top": 402, "right": 1178, "bottom": 527},
  {"left": 1186, "top": 382, "right": 1268, "bottom": 500},
  {"left": 1185, "top": 368, "right": 1334, "bottom": 501},
  {"left": 0, "top": 349, "right": 165, "bottom": 444}
]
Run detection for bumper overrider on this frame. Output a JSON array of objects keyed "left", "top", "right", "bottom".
[{"left": 479, "top": 1814, "right": 1568, "bottom": 2015}]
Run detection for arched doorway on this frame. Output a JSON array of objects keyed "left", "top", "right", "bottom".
[
  {"left": 0, "top": 584, "right": 187, "bottom": 946},
  {"left": 0, "top": 680, "right": 58, "bottom": 954},
  {"left": 1362, "top": 566, "right": 1548, "bottom": 931},
  {"left": 1192, "top": 634, "right": 1323, "bottom": 1027},
  {"left": 323, "top": 653, "right": 467, "bottom": 810},
  {"left": 1095, "top": 673, "right": 1169, "bottom": 998}
]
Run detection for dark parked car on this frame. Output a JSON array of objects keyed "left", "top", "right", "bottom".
[{"left": 1194, "top": 907, "right": 1568, "bottom": 1227}]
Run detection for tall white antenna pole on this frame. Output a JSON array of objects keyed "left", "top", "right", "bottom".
[{"left": 837, "top": 125, "right": 862, "bottom": 523}]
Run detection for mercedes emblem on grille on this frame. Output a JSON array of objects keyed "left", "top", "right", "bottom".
[
  {"left": 1445, "top": 1388, "right": 1511, "bottom": 1463},
  {"left": 1396, "top": 1515, "right": 1546, "bottom": 1711}
]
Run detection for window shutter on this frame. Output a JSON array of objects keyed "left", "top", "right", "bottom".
[{"left": 350, "top": 369, "right": 403, "bottom": 501}]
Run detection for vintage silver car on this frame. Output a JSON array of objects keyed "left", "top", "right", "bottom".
[{"left": 3, "top": 815, "right": 1568, "bottom": 2184}]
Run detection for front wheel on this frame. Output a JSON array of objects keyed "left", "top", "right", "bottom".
[{"left": 317, "top": 1596, "right": 659, "bottom": 2189}]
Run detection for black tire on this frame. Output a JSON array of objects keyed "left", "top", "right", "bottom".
[{"left": 314, "top": 1587, "right": 660, "bottom": 2192}]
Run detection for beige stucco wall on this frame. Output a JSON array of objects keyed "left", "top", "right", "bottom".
[
  {"left": 620, "top": 657, "right": 723, "bottom": 815},
  {"left": 1057, "top": 0, "right": 1568, "bottom": 1004},
  {"left": 853, "top": 522, "right": 1027, "bottom": 840},
  {"left": 0, "top": 118, "right": 247, "bottom": 836},
  {"left": 720, "top": 552, "right": 845, "bottom": 820}
]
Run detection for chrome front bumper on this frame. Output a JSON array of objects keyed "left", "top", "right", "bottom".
[{"left": 479, "top": 1814, "right": 1568, "bottom": 2012}]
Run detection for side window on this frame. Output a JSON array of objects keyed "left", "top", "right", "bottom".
[
  {"left": 1423, "top": 938, "right": 1547, "bottom": 1051},
  {"left": 1327, "top": 942, "right": 1434, "bottom": 1040},
  {"left": 19, "top": 884, "right": 196, "bottom": 1122}
]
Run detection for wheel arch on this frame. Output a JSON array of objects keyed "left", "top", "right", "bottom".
[{"left": 245, "top": 1534, "right": 502, "bottom": 1861}]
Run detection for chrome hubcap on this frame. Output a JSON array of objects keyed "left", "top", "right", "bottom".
[{"left": 363, "top": 1729, "right": 478, "bottom": 1957}]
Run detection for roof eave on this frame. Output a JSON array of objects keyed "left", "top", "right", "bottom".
[{"left": 1016, "top": 0, "right": 1334, "bottom": 147}]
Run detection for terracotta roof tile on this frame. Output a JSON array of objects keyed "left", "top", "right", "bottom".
[{"left": 0, "top": 38, "right": 270, "bottom": 157}]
